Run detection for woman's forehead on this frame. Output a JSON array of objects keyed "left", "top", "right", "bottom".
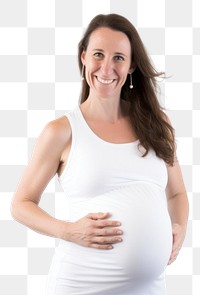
[{"left": 87, "top": 27, "right": 131, "bottom": 53}]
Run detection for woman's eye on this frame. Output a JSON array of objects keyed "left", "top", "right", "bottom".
[
  {"left": 94, "top": 52, "right": 103, "bottom": 58},
  {"left": 115, "top": 56, "right": 124, "bottom": 61}
]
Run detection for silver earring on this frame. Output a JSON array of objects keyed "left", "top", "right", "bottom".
[
  {"left": 81, "top": 65, "right": 85, "bottom": 80},
  {"left": 129, "top": 73, "right": 133, "bottom": 89}
]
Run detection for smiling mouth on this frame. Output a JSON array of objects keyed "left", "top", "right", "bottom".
[{"left": 96, "top": 76, "right": 115, "bottom": 85}]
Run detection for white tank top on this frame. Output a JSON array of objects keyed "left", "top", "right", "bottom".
[
  {"left": 46, "top": 106, "right": 172, "bottom": 295},
  {"left": 58, "top": 105, "right": 168, "bottom": 204}
]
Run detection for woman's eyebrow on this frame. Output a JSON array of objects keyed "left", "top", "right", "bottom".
[
  {"left": 92, "top": 49, "right": 104, "bottom": 52},
  {"left": 92, "top": 49, "right": 127, "bottom": 57},
  {"left": 115, "top": 52, "right": 127, "bottom": 57}
]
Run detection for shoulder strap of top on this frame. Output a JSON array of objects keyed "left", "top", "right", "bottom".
[{"left": 64, "top": 105, "right": 87, "bottom": 146}]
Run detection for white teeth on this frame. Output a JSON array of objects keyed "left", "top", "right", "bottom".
[{"left": 97, "top": 77, "right": 114, "bottom": 84}]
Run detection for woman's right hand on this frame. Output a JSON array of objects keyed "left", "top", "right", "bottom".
[{"left": 64, "top": 212, "right": 123, "bottom": 249}]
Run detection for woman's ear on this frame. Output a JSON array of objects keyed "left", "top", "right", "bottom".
[
  {"left": 129, "top": 64, "right": 136, "bottom": 74},
  {"left": 81, "top": 51, "right": 86, "bottom": 65}
]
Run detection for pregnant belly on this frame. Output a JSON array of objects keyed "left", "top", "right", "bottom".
[{"left": 58, "top": 182, "right": 172, "bottom": 289}]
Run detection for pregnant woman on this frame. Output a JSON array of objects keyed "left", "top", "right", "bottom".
[{"left": 12, "top": 14, "right": 189, "bottom": 295}]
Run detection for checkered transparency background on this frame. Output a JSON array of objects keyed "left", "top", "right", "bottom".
[{"left": 0, "top": 0, "right": 199, "bottom": 294}]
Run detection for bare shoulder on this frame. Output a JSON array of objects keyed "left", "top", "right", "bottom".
[
  {"left": 40, "top": 115, "right": 71, "bottom": 146},
  {"left": 13, "top": 115, "right": 72, "bottom": 203},
  {"left": 41, "top": 115, "right": 72, "bottom": 176},
  {"left": 31, "top": 114, "right": 72, "bottom": 168}
]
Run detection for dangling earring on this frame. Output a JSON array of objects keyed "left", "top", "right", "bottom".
[
  {"left": 81, "top": 65, "right": 85, "bottom": 80},
  {"left": 129, "top": 73, "right": 133, "bottom": 89}
]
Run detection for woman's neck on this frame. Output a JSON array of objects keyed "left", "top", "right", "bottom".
[{"left": 80, "top": 96, "right": 129, "bottom": 123}]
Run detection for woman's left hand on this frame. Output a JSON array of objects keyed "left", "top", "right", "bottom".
[{"left": 168, "top": 223, "right": 187, "bottom": 265}]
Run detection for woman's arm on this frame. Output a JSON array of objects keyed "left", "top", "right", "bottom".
[
  {"left": 11, "top": 117, "right": 71, "bottom": 238},
  {"left": 11, "top": 117, "right": 122, "bottom": 249},
  {"left": 166, "top": 160, "right": 189, "bottom": 264}
]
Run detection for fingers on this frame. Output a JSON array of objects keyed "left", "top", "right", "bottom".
[
  {"left": 90, "top": 243, "right": 113, "bottom": 250},
  {"left": 168, "top": 242, "right": 181, "bottom": 265},
  {"left": 168, "top": 225, "right": 183, "bottom": 265},
  {"left": 87, "top": 212, "right": 121, "bottom": 229},
  {"left": 95, "top": 228, "right": 123, "bottom": 237},
  {"left": 96, "top": 219, "right": 121, "bottom": 228},
  {"left": 86, "top": 212, "right": 110, "bottom": 220},
  {"left": 69, "top": 212, "right": 123, "bottom": 250},
  {"left": 86, "top": 213, "right": 123, "bottom": 249},
  {"left": 86, "top": 212, "right": 121, "bottom": 228},
  {"left": 93, "top": 235, "right": 122, "bottom": 245},
  {"left": 168, "top": 249, "right": 179, "bottom": 265},
  {"left": 168, "top": 257, "right": 176, "bottom": 265},
  {"left": 89, "top": 235, "right": 123, "bottom": 250},
  {"left": 92, "top": 228, "right": 123, "bottom": 246},
  {"left": 168, "top": 247, "right": 180, "bottom": 265}
]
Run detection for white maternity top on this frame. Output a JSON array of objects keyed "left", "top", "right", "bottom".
[{"left": 46, "top": 106, "right": 172, "bottom": 295}]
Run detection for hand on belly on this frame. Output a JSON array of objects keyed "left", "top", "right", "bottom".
[
  {"left": 70, "top": 183, "right": 173, "bottom": 280},
  {"left": 66, "top": 211, "right": 123, "bottom": 249}
]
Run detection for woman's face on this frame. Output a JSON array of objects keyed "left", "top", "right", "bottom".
[{"left": 81, "top": 27, "right": 133, "bottom": 100}]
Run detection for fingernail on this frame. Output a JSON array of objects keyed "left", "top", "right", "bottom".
[
  {"left": 117, "top": 230, "right": 122, "bottom": 234},
  {"left": 116, "top": 222, "right": 121, "bottom": 226}
]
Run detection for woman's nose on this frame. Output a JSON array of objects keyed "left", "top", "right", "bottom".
[{"left": 100, "top": 59, "right": 114, "bottom": 76}]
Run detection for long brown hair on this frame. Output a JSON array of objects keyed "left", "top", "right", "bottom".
[{"left": 78, "top": 14, "right": 175, "bottom": 166}]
